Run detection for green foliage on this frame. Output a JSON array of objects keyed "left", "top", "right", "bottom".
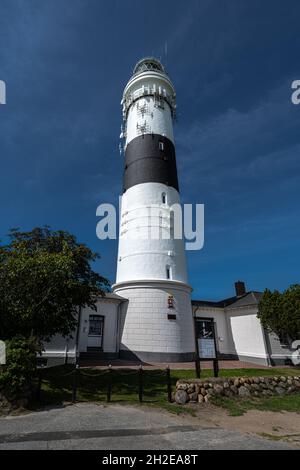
[
  {"left": 257, "top": 284, "right": 300, "bottom": 342},
  {"left": 0, "top": 227, "right": 110, "bottom": 341},
  {"left": 0, "top": 337, "right": 40, "bottom": 400}
]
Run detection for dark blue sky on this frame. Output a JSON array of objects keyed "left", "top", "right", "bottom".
[{"left": 1, "top": 0, "right": 300, "bottom": 300}]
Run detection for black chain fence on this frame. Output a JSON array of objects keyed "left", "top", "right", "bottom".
[{"left": 35, "top": 364, "right": 173, "bottom": 405}]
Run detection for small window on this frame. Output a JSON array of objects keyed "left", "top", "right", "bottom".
[
  {"left": 170, "top": 211, "right": 174, "bottom": 237},
  {"left": 159, "top": 141, "right": 164, "bottom": 151},
  {"left": 168, "top": 314, "right": 176, "bottom": 320},
  {"left": 162, "top": 192, "right": 166, "bottom": 204},
  {"left": 166, "top": 265, "right": 171, "bottom": 279},
  {"left": 89, "top": 315, "right": 104, "bottom": 336}
]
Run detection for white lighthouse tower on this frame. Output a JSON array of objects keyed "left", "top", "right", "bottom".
[{"left": 113, "top": 58, "right": 195, "bottom": 362}]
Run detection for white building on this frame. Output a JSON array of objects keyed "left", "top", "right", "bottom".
[{"left": 41, "top": 281, "right": 295, "bottom": 367}]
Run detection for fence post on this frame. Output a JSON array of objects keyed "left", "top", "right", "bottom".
[
  {"left": 213, "top": 359, "right": 219, "bottom": 378},
  {"left": 107, "top": 364, "right": 112, "bottom": 403},
  {"left": 195, "top": 357, "right": 201, "bottom": 378},
  {"left": 72, "top": 364, "right": 79, "bottom": 403},
  {"left": 166, "top": 366, "right": 172, "bottom": 402},
  {"left": 138, "top": 364, "right": 143, "bottom": 403}
]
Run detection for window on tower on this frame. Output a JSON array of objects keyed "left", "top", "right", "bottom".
[
  {"left": 159, "top": 141, "right": 164, "bottom": 151},
  {"left": 170, "top": 211, "right": 174, "bottom": 238},
  {"left": 162, "top": 192, "right": 166, "bottom": 204},
  {"left": 166, "top": 265, "right": 171, "bottom": 279}
]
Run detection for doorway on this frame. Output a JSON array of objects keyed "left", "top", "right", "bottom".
[{"left": 87, "top": 314, "right": 104, "bottom": 349}]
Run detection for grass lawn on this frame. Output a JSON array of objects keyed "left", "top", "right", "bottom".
[
  {"left": 211, "top": 393, "right": 300, "bottom": 416},
  {"left": 32, "top": 365, "right": 299, "bottom": 415}
]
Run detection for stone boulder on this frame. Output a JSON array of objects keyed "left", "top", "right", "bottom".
[
  {"left": 238, "top": 386, "right": 251, "bottom": 397},
  {"left": 213, "top": 384, "right": 224, "bottom": 396},
  {"left": 275, "top": 387, "right": 285, "bottom": 396},
  {"left": 175, "top": 390, "right": 188, "bottom": 404}
]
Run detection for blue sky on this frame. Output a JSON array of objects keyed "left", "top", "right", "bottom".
[{"left": 0, "top": 0, "right": 300, "bottom": 300}]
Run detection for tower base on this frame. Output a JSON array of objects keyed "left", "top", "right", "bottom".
[
  {"left": 119, "top": 349, "right": 195, "bottom": 363},
  {"left": 113, "top": 279, "right": 195, "bottom": 363}
]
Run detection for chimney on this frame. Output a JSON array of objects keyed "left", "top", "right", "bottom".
[{"left": 235, "top": 281, "right": 246, "bottom": 297}]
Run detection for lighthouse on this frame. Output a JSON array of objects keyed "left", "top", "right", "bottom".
[{"left": 113, "top": 58, "right": 195, "bottom": 362}]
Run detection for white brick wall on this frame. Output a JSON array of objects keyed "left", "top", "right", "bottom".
[{"left": 115, "top": 281, "right": 194, "bottom": 355}]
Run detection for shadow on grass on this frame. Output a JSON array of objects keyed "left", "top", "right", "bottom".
[{"left": 34, "top": 367, "right": 170, "bottom": 407}]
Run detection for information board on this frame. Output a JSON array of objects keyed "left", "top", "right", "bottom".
[{"left": 195, "top": 318, "right": 217, "bottom": 359}]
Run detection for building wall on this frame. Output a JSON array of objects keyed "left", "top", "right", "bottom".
[
  {"left": 79, "top": 300, "right": 119, "bottom": 353},
  {"left": 225, "top": 307, "right": 269, "bottom": 365},
  {"left": 265, "top": 331, "right": 297, "bottom": 365},
  {"left": 41, "top": 299, "right": 121, "bottom": 366},
  {"left": 193, "top": 304, "right": 274, "bottom": 365},
  {"left": 42, "top": 298, "right": 295, "bottom": 367},
  {"left": 125, "top": 95, "right": 174, "bottom": 146},
  {"left": 116, "top": 182, "right": 188, "bottom": 284},
  {"left": 41, "top": 333, "right": 76, "bottom": 366},
  {"left": 115, "top": 281, "right": 195, "bottom": 361},
  {"left": 193, "top": 307, "right": 233, "bottom": 356}
]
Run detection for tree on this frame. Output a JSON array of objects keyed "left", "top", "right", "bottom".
[
  {"left": 0, "top": 227, "right": 110, "bottom": 341},
  {"left": 257, "top": 284, "right": 300, "bottom": 343}
]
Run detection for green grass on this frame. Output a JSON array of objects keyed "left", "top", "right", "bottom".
[
  {"left": 211, "top": 393, "right": 300, "bottom": 416},
  {"left": 31, "top": 365, "right": 299, "bottom": 415},
  {"left": 33, "top": 366, "right": 181, "bottom": 413},
  {"left": 172, "top": 367, "right": 298, "bottom": 379}
]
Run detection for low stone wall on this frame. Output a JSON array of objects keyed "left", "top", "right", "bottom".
[{"left": 175, "top": 375, "right": 300, "bottom": 405}]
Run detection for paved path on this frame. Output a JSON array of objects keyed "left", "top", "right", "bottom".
[{"left": 0, "top": 403, "right": 294, "bottom": 450}]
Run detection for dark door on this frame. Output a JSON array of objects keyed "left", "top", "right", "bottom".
[{"left": 88, "top": 315, "right": 104, "bottom": 349}]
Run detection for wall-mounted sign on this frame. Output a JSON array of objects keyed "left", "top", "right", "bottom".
[{"left": 168, "top": 295, "right": 174, "bottom": 309}]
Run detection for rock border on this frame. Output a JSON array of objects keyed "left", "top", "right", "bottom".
[{"left": 174, "top": 375, "right": 300, "bottom": 404}]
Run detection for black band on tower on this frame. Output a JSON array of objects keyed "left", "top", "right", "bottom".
[{"left": 123, "top": 134, "right": 179, "bottom": 192}]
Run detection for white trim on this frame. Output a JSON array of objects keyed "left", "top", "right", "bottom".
[
  {"left": 236, "top": 352, "right": 269, "bottom": 359},
  {"left": 193, "top": 307, "right": 225, "bottom": 313},
  {"left": 123, "top": 70, "right": 175, "bottom": 97},
  {"left": 41, "top": 351, "right": 76, "bottom": 357},
  {"left": 113, "top": 278, "right": 192, "bottom": 293},
  {"left": 225, "top": 304, "right": 258, "bottom": 312},
  {"left": 270, "top": 353, "right": 295, "bottom": 358}
]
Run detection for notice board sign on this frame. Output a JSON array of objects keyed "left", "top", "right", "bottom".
[
  {"left": 195, "top": 318, "right": 217, "bottom": 359},
  {"left": 198, "top": 338, "right": 216, "bottom": 359}
]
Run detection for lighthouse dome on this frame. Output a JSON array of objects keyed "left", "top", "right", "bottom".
[{"left": 133, "top": 57, "right": 166, "bottom": 76}]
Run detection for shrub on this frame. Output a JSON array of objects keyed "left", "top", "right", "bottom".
[{"left": 0, "top": 336, "right": 40, "bottom": 407}]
